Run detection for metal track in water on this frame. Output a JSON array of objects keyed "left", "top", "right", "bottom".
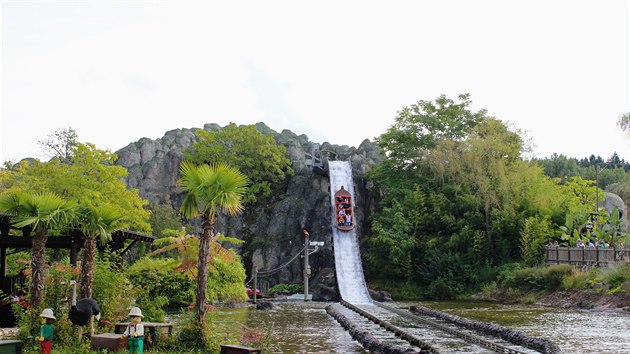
[{"left": 342, "top": 300, "right": 539, "bottom": 354}]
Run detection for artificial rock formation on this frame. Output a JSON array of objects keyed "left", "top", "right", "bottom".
[{"left": 115, "top": 122, "right": 384, "bottom": 300}]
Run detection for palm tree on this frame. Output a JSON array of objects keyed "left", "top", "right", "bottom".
[
  {"left": 178, "top": 161, "right": 248, "bottom": 338},
  {"left": 76, "top": 203, "right": 123, "bottom": 299},
  {"left": 0, "top": 191, "right": 75, "bottom": 308}
]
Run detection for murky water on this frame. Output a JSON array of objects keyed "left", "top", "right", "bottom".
[
  {"left": 211, "top": 300, "right": 630, "bottom": 353},
  {"left": 413, "top": 301, "right": 630, "bottom": 354},
  {"left": 213, "top": 300, "right": 368, "bottom": 353}
]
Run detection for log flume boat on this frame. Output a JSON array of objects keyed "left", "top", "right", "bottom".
[{"left": 334, "top": 186, "right": 354, "bottom": 231}]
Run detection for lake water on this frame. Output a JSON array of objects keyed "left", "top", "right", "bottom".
[{"left": 210, "top": 299, "right": 630, "bottom": 353}]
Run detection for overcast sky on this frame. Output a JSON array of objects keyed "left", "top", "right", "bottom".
[{"left": 1, "top": 0, "right": 629, "bottom": 164}]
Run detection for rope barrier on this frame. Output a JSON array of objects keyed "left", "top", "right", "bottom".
[{"left": 245, "top": 246, "right": 307, "bottom": 285}]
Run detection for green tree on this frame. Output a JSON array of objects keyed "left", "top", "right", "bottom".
[
  {"left": 148, "top": 200, "right": 184, "bottom": 238},
  {"left": 177, "top": 160, "right": 249, "bottom": 344},
  {"left": 5, "top": 142, "right": 150, "bottom": 232},
  {"left": 76, "top": 203, "right": 123, "bottom": 299},
  {"left": 366, "top": 94, "right": 595, "bottom": 296},
  {"left": 375, "top": 93, "right": 484, "bottom": 170},
  {"left": 185, "top": 123, "right": 293, "bottom": 205},
  {"left": 0, "top": 191, "right": 75, "bottom": 308},
  {"left": 536, "top": 154, "right": 580, "bottom": 181}
]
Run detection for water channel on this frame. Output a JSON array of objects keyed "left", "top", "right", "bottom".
[{"left": 211, "top": 299, "right": 630, "bottom": 353}]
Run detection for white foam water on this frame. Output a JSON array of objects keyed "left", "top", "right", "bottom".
[{"left": 329, "top": 161, "right": 372, "bottom": 304}]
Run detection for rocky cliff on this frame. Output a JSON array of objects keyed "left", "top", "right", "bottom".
[{"left": 115, "top": 122, "right": 384, "bottom": 301}]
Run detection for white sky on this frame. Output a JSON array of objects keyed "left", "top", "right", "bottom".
[{"left": 1, "top": 0, "right": 629, "bottom": 164}]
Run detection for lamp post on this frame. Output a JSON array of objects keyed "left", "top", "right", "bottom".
[
  {"left": 303, "top": 229, "right": 309, "bottom": 301},
  {"left": 302, "top": 228, "right": 324, "bottom": 302}
]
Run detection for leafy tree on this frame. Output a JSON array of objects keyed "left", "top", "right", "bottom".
[
  {"left": 4, "top": 142, "right": 150, "bottom": 232},
  {"left": 375, "top": 93, "right": 484, "bottom": 170},
  {"left": 536, "top": 154, "right": 580, "bottom": 181},
  {"left": 365, "top": 94, "right": 604, "bottom": 297},
  {"left": 0, "top": 191, "right": 75, "bottom": 308},
  {"left": 185, "top": 123, "right": 293, "bottom": 205},
  {"left": 521, "top": 216, "right": 553, "bottom": 266},
  {"left": 37, "top": 127, "right": 79, "bottom": 163},
  {"left": 147, "top": 200, "right": 185, "bottom": 238},
  {"left": 177, "top": 160, "right": 249, "bottom": 345}
]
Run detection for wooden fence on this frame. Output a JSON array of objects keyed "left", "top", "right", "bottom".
[{"left": 545, "top": 246, "right": 630, "bottom": 267}]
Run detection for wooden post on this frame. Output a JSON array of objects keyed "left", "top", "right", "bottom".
[
  {"left": 0, "top": 247, "right": 6, "bottom": 278},
  {"left": 304, "top": 230, "right": 309, "bottom": 302},
  {"left": 596, "top": 247, "right": 600, "bottom": 266},
  {"left": 556, "top": 246, "right": 560, "bottom": 265},
  {"left": 70, "top": 242, "right": 78, "bottom": 267}
]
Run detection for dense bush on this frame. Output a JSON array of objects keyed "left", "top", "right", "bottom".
[
  {"left": 268, "top": 283, "right": 303, "bottom": 296},
  {"left": 511, "top": 265, "right": 572, "bottom": 291},
  {"left": 126, "top": 257, "right": 195, "bottom": 309}
]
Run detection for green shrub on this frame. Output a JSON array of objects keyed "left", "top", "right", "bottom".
[
  {"left": 600, "top": 263, "right": 630, "bottom": 289},
  {"left": 126, "top": 257, "right": 195, "bottom": 309},
  {"left": 496, "top": 262, "right": 523, "bottom": 288},
  {"left": 268, "top": 283, "right": 303, "bottom": 296},
  {"left": 425, "top": 278, "right": 457, "bottom": 300},
  {"left": 543, "top": 264, "right": 573, "bottom": 290}
]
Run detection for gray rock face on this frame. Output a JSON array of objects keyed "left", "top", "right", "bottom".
[
  {"left": 114, "top": 122, "right": 384, "bottom": 299},
  {"left": 603, "top": 192, "right": 628, "bottom": 230}
]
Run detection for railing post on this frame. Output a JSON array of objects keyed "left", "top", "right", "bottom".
[
  {"left": 253, "top": 268, "right": 258, "bottom": 305},
  {"left": 556, "top": 246, "right": 560, "bottom": 265},
  {"left": 596, "top": 247, "right": 599, "bottom": 266}
]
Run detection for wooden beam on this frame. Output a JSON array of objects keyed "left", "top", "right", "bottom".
[{"left": 0, "top": 247, "right": 6, "bottom": 278}]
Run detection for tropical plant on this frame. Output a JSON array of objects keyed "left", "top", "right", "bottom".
[
  {"left": 177, "top": 160, "right": 249, "bottom": 345},
  {"left": 76, "top": 203, "right": 123, "bottom": 299},
  {"left": 0, "top": 191, "right": 75, "bottom": 308}
]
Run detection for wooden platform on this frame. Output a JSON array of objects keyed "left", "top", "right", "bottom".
[
  {"left": 220, "top": 344, "right": 261, "bottom": 354},
  {"left": 114, "top": 322, "right": 173, "bottom": 336},
  {"left": 114, "top": 322, "right": 173, "bottom": 348},
  {"left": 91, "top": 333, "right": 126, "bottom": 352}
]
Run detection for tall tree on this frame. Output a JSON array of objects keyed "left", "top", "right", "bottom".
[
  {"left": 375, "top": 93, "right": 485, "bottom": 170},
  {"left": 0, "top": 191, "right": 75, "bottom": 308},
  {"left": 77, "top": 203, "right": 123, "bottom": 299},
  {"left": 37, "top": 127, "right": 79, "bottom": 163},
  {"left": 177, "top": 161, "right": 248, "bottom": 344},
  {"left": 185, "top": 123, "right": 293, "bottom": 205}
]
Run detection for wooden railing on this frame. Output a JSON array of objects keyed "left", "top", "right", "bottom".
[{"left": 545, "top": 245, "right": 630, "bottom": 267}]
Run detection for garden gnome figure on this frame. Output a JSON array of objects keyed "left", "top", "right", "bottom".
[
  {"left": 37, "top": 308, "right": 56, "bottom": 354},
  {"left": 122, "top": 307, "right": 144, "bottom": 354}
]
